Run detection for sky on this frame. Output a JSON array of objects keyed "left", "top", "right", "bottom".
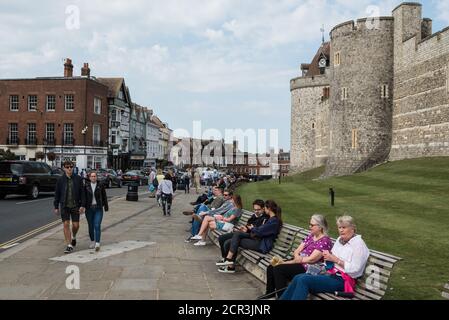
[{"left": 0, "top": 0, "right": 447, "bottom": 153}]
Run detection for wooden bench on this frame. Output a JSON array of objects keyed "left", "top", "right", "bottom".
[
  {"left": 442, "top": 282, "right": 449, "bottom": 300},
  {"left": 209, "top": 209, "right": 402, "bottom": 300}
]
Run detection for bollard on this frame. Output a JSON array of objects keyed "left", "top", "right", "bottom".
[
  {"left": 126, "top": 183, "right": 139, "bottom": 201},
  {"left": 329, "top": 188, "right": 335, "bottom": 207}
]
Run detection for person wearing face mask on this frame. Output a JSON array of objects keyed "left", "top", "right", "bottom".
[
  {"left": 83, "top": 170, "right": 109, "bottom": 252},
  {"left": 280, "top": 216, "right": 369, "bottom": 300}
]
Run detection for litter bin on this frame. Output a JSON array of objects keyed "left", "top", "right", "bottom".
[{"left": 126, "top": 183, "right": 139, "bottom": 201}]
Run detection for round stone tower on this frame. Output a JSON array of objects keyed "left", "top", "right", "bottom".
[{"left": 325, "top": 17, "right": 395, "bottom": 176}]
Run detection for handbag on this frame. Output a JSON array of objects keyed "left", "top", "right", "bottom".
[{"left": 221, "top": 222, "right": 234, "bottom": 232}]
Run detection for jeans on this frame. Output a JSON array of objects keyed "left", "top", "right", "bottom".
[
  {"left": 86, "top": 207, "right": 104, "bottom": 243},
  {"left": 228, "top": 232, "right": 260, "bottom": 261},
  {"left": 218, "top": 232, "right": 235, "bottom": 258},
  {"left": 161, "top": 193, "right": 172, "bottom": 215},
  {"left": 279, "top": 274, "right": 344, "bottom": 300},
  {"left": 266, "top": 263, "right": 306, "bottom": 298},
  {"left": 191, "top": 204, "right": 209, "bottom": 236}
]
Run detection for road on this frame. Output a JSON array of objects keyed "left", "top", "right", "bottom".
[{"left": 0, "top": 185, "right": 149, "bottom": 252}]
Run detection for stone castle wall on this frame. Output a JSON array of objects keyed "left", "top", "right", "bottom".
[
  {"left": 391, "top": 3, "right": 449, "bottom": 160},
  {"left": 325, "top": 18, "right": 395, "bottom": 176},
  {"left": 290, "top": 75, "right": 329, "bottom": 172},
  {"left": 290, "top": 2, "right": 449, "bottom": 176}
]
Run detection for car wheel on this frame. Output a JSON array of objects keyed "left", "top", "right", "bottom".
[{"left": 29, "top": 184, "right": 39, "bottom": 200}]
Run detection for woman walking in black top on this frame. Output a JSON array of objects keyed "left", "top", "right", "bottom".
[{"left": 83, "top": 170, "right": 109, "bottom": 251}]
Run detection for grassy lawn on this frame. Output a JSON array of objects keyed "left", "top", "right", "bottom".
[{"left": 236, "top": 157, "right": 449, "bottom": 300}]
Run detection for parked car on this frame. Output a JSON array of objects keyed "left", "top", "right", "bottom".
[
  {"left": 96, "top": 168, "right": 122, "bottom": 188},
  {"left": 121, "top": 170, "right": 148, "bottom": 186},
  {"left": 0, "top": 161, "right": 63, "bottom": 199}
]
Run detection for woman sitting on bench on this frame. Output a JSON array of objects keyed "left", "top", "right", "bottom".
[
  {"left": 280, "top": 215, "right": 369, "bottom": 300},
  {"left": 262, "top": 214, "right": 333, "bottom": 299},
  {"left": 217, "top": 200, "right": 282, "bottom": 273}
]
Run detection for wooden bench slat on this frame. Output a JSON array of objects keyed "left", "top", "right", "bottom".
[
  {"left": 357, "top": 281, "right": 387, "bottom": 294},
  {"left": 368, "top": 251, "right": 401, "bottom": 264},
  {"left": 367, "top": 257, "right": 394, "bottom": 269},
  {"left": 353, "top": 287, "right": 383, "bottom": 300}
]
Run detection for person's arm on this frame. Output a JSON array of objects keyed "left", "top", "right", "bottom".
[
  {"left": 298, "top": 249, "right": 324, "bottom": 264},
  {"left": 54, "top": 179, "right": 61, "bottom": 212},
  {"left": 102, "top": 185, "right": 109, "bottom": 212},
  {"left": 251, "top": 219, "right": 279, "bottom": 238},
  {"left": 79, "top": 178, "right": 86, "bottom": 214}
]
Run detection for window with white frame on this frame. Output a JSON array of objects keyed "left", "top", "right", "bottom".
[
  {"left": 9, "top": 95, "right": 19, "bottom": 111},
  {"left": 111, "top": 130, "right": 117, "bottom": 144},
  {"left": 27, "top": 123, "right": 36, "bottom": 144},
  {"left": 111, "top": 109, "right": 117, "bottom": 121},
  {"left": 64, "top": 123, "right": 74, "bottom": 144},
  {"left": 46, "top": 123, "right": 55, "bottom": 144},
  {"left": 28, "top": 95, "right": 37, "bottom": 111},
  {"left": 46, "top": 95, "right": 56, "bottom": 111},
  {"left": 65, "top": 94, "right": 74, "bottom": 111},
  {"left": 94, "top": 97, "right": 101, "bottom": 114},
  {"left": 381, "top": 84, "right": 389, "bottom": 98},
  {"left": 8, "top": 123, "right": 18, "bottom": 144},
  {"left": 93, "top": 124, "right": 101, "bottom": 145}
]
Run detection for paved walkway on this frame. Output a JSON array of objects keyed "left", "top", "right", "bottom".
[{"left": 0, "top": 190, "right": 264, "bottom": 300}]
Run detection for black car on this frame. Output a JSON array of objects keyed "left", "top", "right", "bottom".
[
  {"left": 121, "top": 170, "right": 148, "bottom": 186},
  {"left": 97, "top": 168, "right": 122, "bottom": 188},
  {"left": 0, "top": 161, "right": 63, "bottom": 199}
]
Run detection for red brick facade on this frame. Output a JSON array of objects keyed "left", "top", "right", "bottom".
[{"left": 0, "top": 77, "right": 108, "bottom": 147}]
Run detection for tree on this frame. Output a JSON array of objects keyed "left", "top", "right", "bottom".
[
  {"left": 0, "top": 149, "right": 16, "bottom": 160},
  {"left": 35, "top": 151, "right": 45, "bottom": 161}
]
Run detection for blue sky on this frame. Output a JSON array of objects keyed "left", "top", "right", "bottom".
[{"left": 1, "top": 0, "right": 447, "bottom": 153}]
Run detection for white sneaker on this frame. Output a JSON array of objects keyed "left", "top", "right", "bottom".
[
  {"left": 89, "top": 242, "right": 95, "bottom": 249},
  {"left": 193, "top": 240, "right": 206, "bottom": 246},
  {"left": 191, "top": 234, "right": 203, "bottom": 240},
  {"left": 95, "top": 242, "right": 100, "bottom": 252}
]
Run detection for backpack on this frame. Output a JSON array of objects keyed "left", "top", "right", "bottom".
[{"left": 152, "top": 177, "right": 159, "bottom": 188}]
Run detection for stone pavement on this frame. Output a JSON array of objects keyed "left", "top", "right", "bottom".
[{"left": 0, "top": 189, "right": 265, "bottom": 300}]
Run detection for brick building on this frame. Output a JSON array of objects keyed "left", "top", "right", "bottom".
[{"left": 0, "top": 58, "right": 109, "bottom": 169}]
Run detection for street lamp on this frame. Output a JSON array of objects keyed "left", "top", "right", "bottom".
[{"left": 82, "top": 125, "right": 88, "bottom": 169}]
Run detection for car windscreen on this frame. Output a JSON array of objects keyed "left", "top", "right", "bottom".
[{"left": 0, "top": 163, "right": 23, "bottom": 175}]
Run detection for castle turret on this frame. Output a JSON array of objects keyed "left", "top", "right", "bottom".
[
  {"left": 325, "top": 18, "right": 395, "bottom": 176},
  {"left": 290, "top": 42, "right": 330, "bottom": 173}
]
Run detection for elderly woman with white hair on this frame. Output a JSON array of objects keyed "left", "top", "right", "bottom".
[
  {"left": 280, "top": 215, "right": 370, "bottom": 300},
  {"left": 260, "top": 214, "right": 333, "bottom": 299}
]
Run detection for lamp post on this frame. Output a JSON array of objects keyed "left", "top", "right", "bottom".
[{"left": 82, "top": 125, "right": 88, "bottom": 170}]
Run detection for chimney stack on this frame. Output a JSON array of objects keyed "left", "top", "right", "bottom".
[
  {"left": 81, "top": 63, "right": 90, "bottom": 78},
  {"left": 64, "top": 58, "right": 73, "bottom": 77}
]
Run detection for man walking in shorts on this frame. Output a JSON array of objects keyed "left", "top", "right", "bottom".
[{"left": 54, "top": 160, "right": 86, "bottom": 254}]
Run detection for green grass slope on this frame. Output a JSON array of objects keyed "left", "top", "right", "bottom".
[{"left": 236, "top": 157, "right": 449, "bottom": 299}]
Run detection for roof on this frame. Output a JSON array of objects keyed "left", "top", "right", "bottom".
[
  {"left": 302, "top": 42, "right": 330, "bottom": 77},
  {"left": 96, "top": 77, "right": 131, "bottom": 102},
  {"left": 151, "top": 115, "right": 164, "bottom": 128}
]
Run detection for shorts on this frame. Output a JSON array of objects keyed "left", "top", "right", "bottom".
[{"left": 61, "top": 207, "right": 80, "bottom": 222}]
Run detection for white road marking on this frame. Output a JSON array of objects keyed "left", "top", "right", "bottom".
[
  {"left": 0, "top": 243, "right": 20, "bottom": 249},
  {"left": 49, "top": 240, "right": 156, "bottom": 264},
  {"left": 16, "top": 198, "right": 52, "bottom": 205}
]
